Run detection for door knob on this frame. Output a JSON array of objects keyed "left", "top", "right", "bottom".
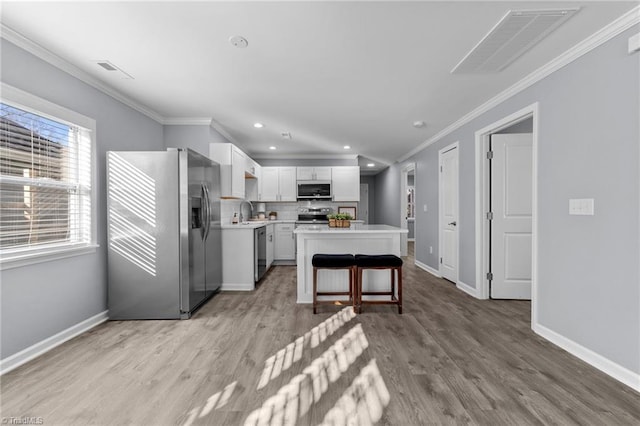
[{"left": 448, "top": 221, "right": 457, "bottom": 226}]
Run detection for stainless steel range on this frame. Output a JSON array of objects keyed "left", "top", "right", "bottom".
[{"left": 296, "top": 206, "right": 332, "bottom": 224}]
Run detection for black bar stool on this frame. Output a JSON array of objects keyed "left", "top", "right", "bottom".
[
  {"left": 312, "top": 254, "right": 356, "bottom": 314},
  {"left": 355, "top": 254, "right": 403, "bottom": 314}
]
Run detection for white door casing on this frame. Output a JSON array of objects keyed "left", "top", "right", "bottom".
[
  {"left": 399, "top": 163, "right": 415, "bottom": 257},
  {"left": 439, "top": 143, "right": 458, "bottom": 283},
  {"left": 490, "top": 133, "right": 533, "bottom": 299}
]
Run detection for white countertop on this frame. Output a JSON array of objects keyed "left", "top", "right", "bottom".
[
  {"left": 294, "top": 224, "right": 407, "bottom": 234},
  {"left": 221, "top": 219, "right": 295, "bottom": 230}
]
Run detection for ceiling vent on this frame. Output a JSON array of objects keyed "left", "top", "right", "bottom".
[
  {"left": 93, "top": 60, "right": 134, "bottom": 79},
  {"left": 452, "top": 8, "right": 579, "bottom": 74}
]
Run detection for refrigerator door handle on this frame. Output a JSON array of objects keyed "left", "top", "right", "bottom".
[
  {"left": 202, "top": 183, "right": 212, "bottom": 241},
  {"left": 200, "top": 183, "right": 208, "bottom": 240}
]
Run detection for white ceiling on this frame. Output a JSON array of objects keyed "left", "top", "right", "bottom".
[{"left": 1, "top": 1, "right": 636, "bottom": 170}]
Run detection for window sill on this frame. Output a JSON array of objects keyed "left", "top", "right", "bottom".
[{"left": 0, "top": 244, "right": 99, "bottom": 271}]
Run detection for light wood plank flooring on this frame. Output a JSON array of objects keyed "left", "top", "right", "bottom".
[{"left": 2, "top": 243, "right": 639, "bottom": 425}]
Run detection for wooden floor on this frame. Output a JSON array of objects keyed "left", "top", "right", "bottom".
[{"left": 2, "top": 243, "right": 639, "bottom": 425}]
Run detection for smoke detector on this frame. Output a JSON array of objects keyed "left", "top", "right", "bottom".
[
  {"left": 281, "top": 132, "right": 292, "bottom": 139},
  {"left": 413, "top": 121, "right": 426, "bottom": 128},
  {"left": 229, "top": 36, "right": 248, "bottom": 48}
]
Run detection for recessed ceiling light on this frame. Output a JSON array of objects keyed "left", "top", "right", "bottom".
[
  {"left": 367, "top": 163, "right": 375, "bottom": 167},
  {"left": 343, "top": 145, "right": 351, "bottom": 150},
  {"left": 269, "top": 146, "right": 276, "bottom": 150},
  {"left": 229, "top": 35, "right": 248, "bottom": 48},
  {"left": 254, "top": 123, "right": 264, "bottom": 128},
  {"left": 412, "top": 121, "right": 426, "bottom": 128}
]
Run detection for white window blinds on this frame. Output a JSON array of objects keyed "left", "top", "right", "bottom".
[{"left": 0, "top": 102, "right": 93, "bottom": 255}]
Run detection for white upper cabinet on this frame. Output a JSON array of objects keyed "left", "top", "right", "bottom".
[
  {"left": 245, "top": 157, "right": 260, "bottom": 178},
  {"left": 210, "top": 143, "right": 247, "bottom": 198},
  {"left": 260, "top": 167, "right": 296, "bottom": 202},
  {"left": 297, "top": 167, "right": 332, "bottom": 181},
  {"left": 278, "top": 167, "right": 297, "bottom": 201},
  {"left": 230, "top": 146, "right": 246, "bottom": 198},
  {"left": 332, "top": 166, "right": 360, "bottom": 201},
  {"left": 260, "top": 167, "right": 279, "bottom": 201},
  {"left": 245, "top": 159, "right": 261, "bottom": 201}
]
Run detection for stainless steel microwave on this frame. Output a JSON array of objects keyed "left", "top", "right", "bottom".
[{"left": 297, "top": 181, "right": 332, "bottom": 199}]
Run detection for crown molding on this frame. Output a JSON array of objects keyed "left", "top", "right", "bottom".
[
  {"left": 163, "top": 117, "right": 212, "bottom": 126},
  {"left": 1, "top": 23, "right": 166, "bottom": 124},
  {"left": 396, "top": 5, "right": 640, "bottom": 163},
  {"left": 208, "top": 118, "right": 237, "bottom": 144},
  {"left": 253, "top": 154, "right": 359, "bottom": 160}
]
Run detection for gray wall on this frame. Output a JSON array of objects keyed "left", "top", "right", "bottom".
[
  {"left": 0, "top": 40, "right": 164, "bottom": 359},
  {"left": 374, "top": 26, "right": 640, "bottom": 373},
  {"left": 359, "top": 175, "right": 376, "bottom": 223},
  {"left": 163, "top": 124, "right": 230, "bottom": 157},
  {"left": 374, "top": 164, "right": 402, "bottom": 227},
  {"left": 496, "top": 117, "right": 533, "bottom": 134}
]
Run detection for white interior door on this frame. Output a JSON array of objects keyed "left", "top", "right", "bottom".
[
  {"left": 359, "top": 184, "right": 369, "bottom": 224},
  {"left": 439, "top": 145, "right": 458, "bottom": 283},
  {"left": 490, "top": 133, "right": 533, "bottom": 299}
]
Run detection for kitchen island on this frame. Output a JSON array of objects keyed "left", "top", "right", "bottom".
[{"left": 294, "top": 224, "right": 408, "bottom": 304}]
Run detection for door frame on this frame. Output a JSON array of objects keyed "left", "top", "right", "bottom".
[
  {"left": 438, "top": 141, "right": 459, "bottom": 283},
  {"left": 474, "top": 103, "right": 539, "bottom": 321},
  {"left": 400, "top": 162, "right": 415, "bottom": 257}
]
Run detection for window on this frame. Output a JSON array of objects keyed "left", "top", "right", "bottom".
[{"left": 0, "top": 84, "right": 96, "bottom": 268}]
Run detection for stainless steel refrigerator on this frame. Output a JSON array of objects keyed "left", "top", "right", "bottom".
[{"left": 106, "top": 148, "right": 222, "bottom": 319}]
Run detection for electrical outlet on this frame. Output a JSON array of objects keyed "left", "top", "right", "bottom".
[
  {"left": 569, "top": 198, "right": 595, "bottom": 215},
  {"left": 423, "top": 204, "right": 428, "bottom": 212},
  {"left": 429, "top": 246, "right": 433, "bottom": 254}
]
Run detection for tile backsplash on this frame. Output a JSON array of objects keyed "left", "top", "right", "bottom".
[{"left": 220, "top": 199, "right": 358, "bottom": 224}]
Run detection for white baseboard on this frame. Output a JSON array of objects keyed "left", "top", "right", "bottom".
[
  {"left": 456, "top": 280, "right": 481, "bottom": 299},
  {"left": 272, "top": 260, "right": 296, "bottom": 266},
  {"left": 0, "top": 310, "right": 108, "bottom": 375},
  {"left": 533, "top": 323, "right": 640, "bottom": 392},
  {"left": 221, "top": 282, "right": 254, "bottom": 291},
  {"left": 414, "top": 260, "right": 441, "bottom": 278}
]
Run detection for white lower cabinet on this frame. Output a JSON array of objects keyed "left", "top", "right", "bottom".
[
  {"left": 274, "top": 223, "right": 295, "bottom": 260},
  {"left": 266, "top": 224, "right": 275, "bottom": 269},
  {"left": 221, "top": 228, "right": 255, "bottom": 291}
]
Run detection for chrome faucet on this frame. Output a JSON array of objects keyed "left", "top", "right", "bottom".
[{"left": 239, "top": 200, "right": 253, "bottom": 223}]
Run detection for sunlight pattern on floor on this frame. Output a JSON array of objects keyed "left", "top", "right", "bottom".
[
  {"left": 244, "top": 323, "right": 377, "bottom": 426},
  {"left": 182, "top": 381, "right": 237, "bottom": 426},
  {"left": 320, "top": 359, "right": 390, "bottom": 425},
  {"left": 256, "top": 307, "right": 356, "bottom": 390}
]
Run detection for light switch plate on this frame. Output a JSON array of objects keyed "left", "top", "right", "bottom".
[
  {"left": 423, "top": 204, "right": 428, "bottom": 212},
  {"left": 569, "top": 198, "right": 595, "bottom": 215}
]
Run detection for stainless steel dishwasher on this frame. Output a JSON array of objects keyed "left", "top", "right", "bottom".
[{"left": 254, "top": 226, "right": 267, "bottom": 282}]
